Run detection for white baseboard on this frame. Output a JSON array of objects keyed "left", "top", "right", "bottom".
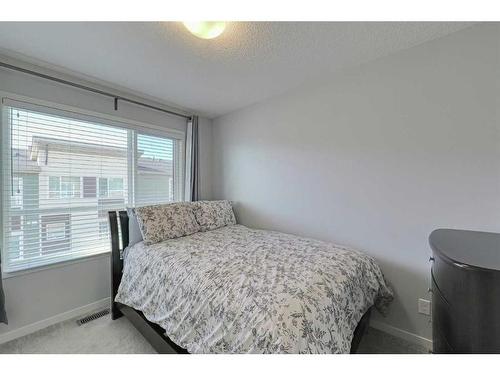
[
  {"left": 0, "top": 297, "right": 110, "bottom": 345},
  {"left": 370, "top": 319, "right": 433, "bottom": 351}
]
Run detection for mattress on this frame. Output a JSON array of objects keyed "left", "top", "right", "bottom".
[{"left": 115, "top": 224, "right": 393, "bottom": 353}]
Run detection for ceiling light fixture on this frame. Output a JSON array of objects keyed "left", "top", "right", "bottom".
[{"left": 183, "top": 22, "right": 226, "bottom": 39}]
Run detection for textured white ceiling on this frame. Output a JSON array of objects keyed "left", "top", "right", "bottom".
[{"left": 0, "top": 22, "right": 472, "bottom": 118}]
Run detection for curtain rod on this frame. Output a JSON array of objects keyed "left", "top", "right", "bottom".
[{"left": 0, "top": 61, "right": 192, "bottom": 120}]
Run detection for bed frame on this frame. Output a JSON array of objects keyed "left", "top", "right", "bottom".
[{"left": 109, "top": 210, "right": 371, "bottom": 354}]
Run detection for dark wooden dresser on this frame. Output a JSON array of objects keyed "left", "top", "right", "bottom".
[{"left": 429, "top": 229, "right": 500, "bottom": 353}]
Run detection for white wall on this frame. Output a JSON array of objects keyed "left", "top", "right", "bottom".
[
  {"left": 212, "top": 24, "right": 500, "bottom": 342},
  {"left": 199, "top": 116, "right": 213, "bottom": 200},
  {"left": 0, "top": 57, "right": 213, "bottom": 340}
]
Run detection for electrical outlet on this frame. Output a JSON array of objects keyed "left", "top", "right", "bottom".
[{"left": 418, "top": 298, "right": 431, "bottom": 316}]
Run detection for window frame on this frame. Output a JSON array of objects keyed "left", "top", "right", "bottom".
[{"left": 1, "top": 91, "right": 186, "bottom": 276}]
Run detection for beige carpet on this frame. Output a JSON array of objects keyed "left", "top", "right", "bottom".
[{"left": 0, "top": 312, "right": 428, "bottom": 354}]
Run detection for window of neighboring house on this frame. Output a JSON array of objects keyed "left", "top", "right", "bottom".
[
  {"left": 40, "top": 214, "right": 70, "bottom": 255},
  {"left": 98, "top": 177, "right": 108, "bottom": 198},
  {"left": 48, "top": 176, "right": 60, "bottom": 198},
  {"left": 61, "top": 176, "right": 81, "bottom": 198},
  {"left": 98, "top": 177, "right": 124, "bottom": 198},
  {"left": 109, "top": 178, "right": 124, "bottom": 198},
  {"left": 10, "top": 215, "right": 22, "bottom": 231},
  {"left": 8, "top": 232, "right": 24, "bottom": 261},
  {"left": 49, "top": 176, "right": 81, "bottom": 198},
  {"left": 98, "top": 219, "right": 108, "bottom": 239},
  {"left": 45, "top": 222, "right": 67, "bottom": 241},
  {"left": 2, "top": 102, "right": 184, "bottom": 273}
]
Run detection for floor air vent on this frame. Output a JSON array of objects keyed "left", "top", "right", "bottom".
[{"left": 76, "top": 309, "right": 110, "bottom": 326}]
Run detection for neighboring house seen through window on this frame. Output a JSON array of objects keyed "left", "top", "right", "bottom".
[{"left": 2, "top": 102, "right": 184, "bottom": 273}]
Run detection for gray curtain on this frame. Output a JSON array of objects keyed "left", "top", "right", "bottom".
[
  {"left": 185, "top": 115, "right": 200, "bottom": 201},
  {"left": 0, "top": 254, "right": 7, "bottom": 324}
]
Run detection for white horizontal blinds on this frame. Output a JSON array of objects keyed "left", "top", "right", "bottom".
[
  {"left": 3, "top": 105, "right": 130, "bottom": 272},
  {"left": 2, "top": 100, "right": 185, "bottom": 272},
  {"left": 135, "top": 133, "right": 176, "bottom": 206}
]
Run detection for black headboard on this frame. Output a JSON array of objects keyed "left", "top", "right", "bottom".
[{"left": 108, "top": 210, "right": 129, "bottom": 319}]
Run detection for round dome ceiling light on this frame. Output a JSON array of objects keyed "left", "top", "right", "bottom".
[{"left": 183, "top": 21, "right": 226, "bottom": 39}]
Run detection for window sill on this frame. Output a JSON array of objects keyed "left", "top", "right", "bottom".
[{"left": 1, "top": 251, "right": 110, "bottom": 280}]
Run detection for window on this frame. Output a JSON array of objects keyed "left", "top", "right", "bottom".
[
  {"left": 61, "top": 177, "right": 81, "bottom": 198},
  {"left": 45, "top": 222, "right": 67, "bottom": 241},
  {"left": 98, "top": 214, "right": 109, "bottom": 239},
  {"left": 48, "top": 176, "right": 60, "bottom": 198},
  {"left": 109, "top": 178, "right": 124, "bottom": 198},
  {"left": 49, "top": 176, "right": 81, "bottom": 198},
  {"left": 98, "top": 177, "right": 124, "bottom": 198},
  {"left": 98, "top": 177, "right": 108, "bottom": 198},
  {"left": 10, "top": 215, "right": 22, "bottom": 231},
  {"left": 2, "top": 101, "right": 184, "bottom": 272}
]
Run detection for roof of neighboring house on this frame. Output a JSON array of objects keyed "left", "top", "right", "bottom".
[
  {"left": 137, "top": 157, "right": 172, "bottom": 175},
  {"left": 13, "top": 137, "right": 172, "bottom": 175},
  {"left": 32, "top": 136, "right": 127, "bottom": 158},
  {"left": 12, "top": 149, "right": 41, "bottom": 173}
]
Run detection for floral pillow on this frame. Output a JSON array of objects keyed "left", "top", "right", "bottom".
[
  {"left": 192, "top": 200, "right": 236, "bottom": 231},
  {"left": 134, "top": 202, "right": 200, "bottom": 245}
]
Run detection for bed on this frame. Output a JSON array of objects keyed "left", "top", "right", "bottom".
[{"left": 109, "top": 204, "right": 392, "bottom": 354}]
